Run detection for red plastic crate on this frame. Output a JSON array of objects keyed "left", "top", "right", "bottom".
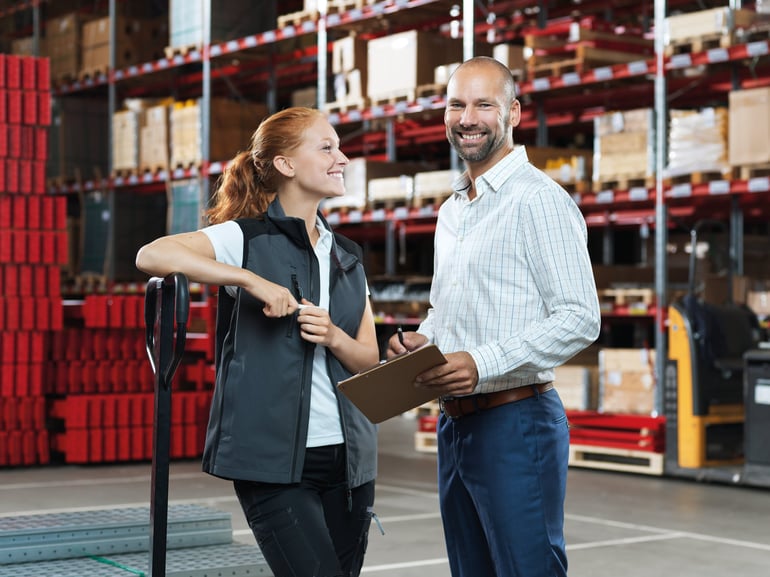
[
  {"left": 37, "top": 59, "right": 50, "bottom": 92},
  {"left": 21, "top": 56, "right": 37, "bottom": 90},
  {"left": 33, "top": 160, "right": 45, "bottom": 194},
  {"left": 37, "top": 91, "right": 51, "bottom": 127},
  {"left": 5, "top": 55, "right": 21, "bottom": 89},
  {"left": 0, "top": 125, "right": 7, "bottom": 158},
  {"left": 6, "top": 158, "right": 18, "bottom": 193},
  {"left": 9, "top": 125, "right": 21, "bottom": 158},
  {"left": 23, "top": 91, "right": 37, "bottom": 125},
  {"left": 7, "top": 89, "right": 22, "bottom": 124}
]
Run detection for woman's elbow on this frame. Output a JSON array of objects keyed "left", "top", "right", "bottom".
[{"left": 135, "top": 242, "right": 163, "bottom": 276}]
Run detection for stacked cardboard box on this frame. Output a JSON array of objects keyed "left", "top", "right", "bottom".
[
  {"left": 729, "top": 86, "right": 770, "bottom": 168},
  {"left": 328, "top": 35, "right": 367, "bottom": 109},
  {"left": 140, "top": 103, "right": 170, "bottom": 172},
  {"left": 599, "top": 348, "right": 656, "bottom": 415},
  {"left": 366, "top": 30, "right": 463, "bottom": 103},
  {"left": 593, "top": 108, "right": 655, "bottom": 187},
  {"left": 665, "top": 107, "right": 730, "bottom": 178},
  {"left": 46, "top": 12, "right": 81, "bottom": 84},
  {"left": 170, "top": 98, "right": 267, "bottom": 168},
  {"left": 664, "top": 7, "right": 757, "bottom": 47},
  {"left": 80, "top": 16, "right": 167, "bottom": 78}
]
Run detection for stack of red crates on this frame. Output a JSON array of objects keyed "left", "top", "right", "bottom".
[
  {"left": 47, "top": 294, "right": 216, "bottom": 464},
  {"left": 0, "top": 53, "right": 67, "bottom": 466}
]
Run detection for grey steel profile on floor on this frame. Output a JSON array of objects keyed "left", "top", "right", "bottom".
[
  {"left": 0, "top": 542, "right": 271, "bottom": 577},
  {"left": 0, "top": 503, "right": 272, "bottom": 576}
]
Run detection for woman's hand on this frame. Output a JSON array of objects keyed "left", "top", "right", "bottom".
[
  {"left": 295, "top": 299, "right": 339, "bottom": 346},
  {"left": 245, "top": 275, "right": 300, "bottom": 318}
]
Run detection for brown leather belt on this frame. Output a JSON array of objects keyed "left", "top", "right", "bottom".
[{"left": 440, "top": 382, "right": 554, "bottom": 419}]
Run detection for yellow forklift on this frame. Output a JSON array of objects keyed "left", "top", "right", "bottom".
[{"left": 666, "top": 223, "right": 761, "bottom": 473}]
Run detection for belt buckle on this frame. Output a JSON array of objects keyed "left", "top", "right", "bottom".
[{"left": 439, "top": 396, "right": 453, "bottom": 418}]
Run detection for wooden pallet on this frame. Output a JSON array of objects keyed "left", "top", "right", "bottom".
[
  {"left": 78, "top": 67, "right": 108, "bottom": 82},
  {"left": 592, "top": 174, "right": 655, "bottom": 192},
  {"left": 412, "top": 192, "right": 453, "bottom": 209},
  {"left": 664, "top": 32, "right": 736, "bottom": 57},
  {"left": 369, "top": 91, "right": 415, "bottom": 108},
  {"left": 663, "top": 170, "right": 730, "bottom": 187},
  {"left": 110, "top": 167, "right": 141, "bottom": 180},
  {"left": 277, "top": 9, "right": 318, "bottom": 29},
  {"left": 662, "top": 22, "right": 770, "bottom": 58},
  {"left": 598, "top": 287, "right": 655, "bottom": 307},
  {"left": 569, "top": 443, "right": 664, "bottom": 475},
  {"left": 733, "top": 163, "right": 770, "bottom": 181},
  {"left": 415, "top": 83, "right": 446, "bottom": 99},
  {"left": 164, "top": 44, "right": 200, "bottom": 60},
  {"left": 323, "top": 97, "right": 367, "bottom": 114},
  {"left": 528, "top": 45, "right": 646, "bottom": 79}
]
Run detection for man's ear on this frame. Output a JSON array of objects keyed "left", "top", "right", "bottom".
[
  {"left": 273, "top": 156, "right": 295, "bottom": 177},
  {"left": 509, "top": 99, "right": 521, "bottom": 128}
]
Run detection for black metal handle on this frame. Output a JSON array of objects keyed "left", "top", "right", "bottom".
[
  {"left": 144, "top": 273, "right": 190, "bottom": 389},
  {"left": 143, "top": 272, "right": 190, "bottom": 577}
]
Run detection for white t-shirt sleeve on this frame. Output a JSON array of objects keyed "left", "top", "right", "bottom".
[{"left": 200, "top": 221, "right": 244, "bottom": 267}]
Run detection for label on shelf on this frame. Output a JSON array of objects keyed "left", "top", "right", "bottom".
[
  {"left": 669, "top": 54, "right": 692, "bottom": 69},
  {"left": 562, "top": 72, "right": 580, "bottom": 86},
  {"left": 669, "top": 184, "right": 692, "bottom": 198},
  {"left": 348, "top": 210, "right": 363, "bottom": 223},
  {"left": 532, "top": 78, "right": 550, "bottom": 92},
  {"left": 747, "top": 41, "right": 769, "bottom": 57},
  {"left": 706, "top": 48, "right": 729, "bottom": 63},
  {"left": 627, "top": 61, "right": 648, "bottom": 75},
  {"left": 748, "top": 177, "right": 770, "bottom": 193},
  {"left": 594, "top": 67, "right": 613, "bottom": 81},
  {"left": 707, "top": 180, "right": 730, "bottom": 195},
  {"left": 596, "top": 190, "right": 614, "bottom": 204},
  {"left": 393, "top": 206, "right": 409, "bottom": 220},
  {"left": 370, "top": 208, "right": 386, "bottom": 221},
  {"left": 628, "top": 187, "right": 649, "bottom": 202}
]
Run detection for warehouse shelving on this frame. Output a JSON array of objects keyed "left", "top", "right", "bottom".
[{"left": 3, "top": 1, "right": 770, "bottom": 481}]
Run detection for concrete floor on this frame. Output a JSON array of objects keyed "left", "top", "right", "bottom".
[{"left": 1, "top": 415, "right": 769, "bottom": 576}]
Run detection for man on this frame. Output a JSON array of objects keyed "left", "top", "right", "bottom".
[{"left": 387, "top": 56, "right": 601, "bottom": 577}]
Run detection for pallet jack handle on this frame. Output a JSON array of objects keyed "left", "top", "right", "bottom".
[{"left": 144, "top": 272, "right": 190, "bottom": 577}]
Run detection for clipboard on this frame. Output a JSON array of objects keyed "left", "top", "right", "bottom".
[{"left": 337, "top": 344, "right": 447, "bottom": 424}]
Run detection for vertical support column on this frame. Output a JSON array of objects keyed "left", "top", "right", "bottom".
[
  {"left": 653, "top": 0, "right": 668, "bottom": 416},
  {"left": 199, "top": 0, "right": 213, "bottom": 239},
  {"left": 105, "top": 0, "right": 117, "bottom": 281},
  {"left": 317, "top": 0, "right": 328, "bottom": 110}
]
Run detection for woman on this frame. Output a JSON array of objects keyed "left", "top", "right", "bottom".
[{"left": 136, "top": 107, "right": 380, "bottom": 577}]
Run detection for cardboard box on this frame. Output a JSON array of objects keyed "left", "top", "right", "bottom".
[
  {"left": 599, "top": 348, "right": 656, "bottom": 415},
  {"left": 170, "top": 98, "right": 267, "bottom": 167},
  {"left": 332, "top": 35, "right": 367, "bottom": 74},
  {"left": 81, "top": 16, "right": 168, "bottom": 76},
  {"left": 46, "top": 12, "right": 81, "bottom": 82},
  {"left": 493, "top": 43, "right": 526, "bottom": 74},
  {"left": 140, "top": 104, "right": 170, "bottom": 171},
  {"left": 367, "top": 30, "right": 462, "bottom": 101},
  {"left": 729, "top": 87, "right": 770, "bottom": 166},
  {"left": 593, "top": 108, "right": 655, "bottom": 182},
  {"left": 323, "top": 159, "right": 425, "bottom": 211},
  {"left": 554, "top": 364, "right": 598, "bottom": 411},
  {"left": 664, "top": 8, "right": 757, "bottom": 45}
]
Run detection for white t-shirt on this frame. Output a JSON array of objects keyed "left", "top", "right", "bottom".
[{"left": 201, "top": 220, "right": 344, "bottom": 447}]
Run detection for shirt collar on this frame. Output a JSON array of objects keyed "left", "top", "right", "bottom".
[{"left": 451, "top": 146, "right": 529, "bottom": 199}]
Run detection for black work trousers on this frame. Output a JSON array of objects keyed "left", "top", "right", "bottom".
[{"left": 234, "top": 444, "right": 375, "bottom": 577}]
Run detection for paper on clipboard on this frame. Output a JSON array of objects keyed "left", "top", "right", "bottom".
[{"left": 337, "top": 344, "right": 447, "bottom": 424}]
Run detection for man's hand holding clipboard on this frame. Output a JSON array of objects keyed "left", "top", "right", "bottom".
[{"left": 337, "top": 327, "right": 480, "bottom": 424}]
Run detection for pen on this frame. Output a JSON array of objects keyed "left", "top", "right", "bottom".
[{"left": 397, "top": 325, "right": 405, "bottom": 347}]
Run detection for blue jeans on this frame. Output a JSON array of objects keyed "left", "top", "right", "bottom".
[
  {"left": 234, "top": 444, "right": 375, "bottom": 577},
  {"left": 437, "top": 387, "right": 569, "bottom": 577}
]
